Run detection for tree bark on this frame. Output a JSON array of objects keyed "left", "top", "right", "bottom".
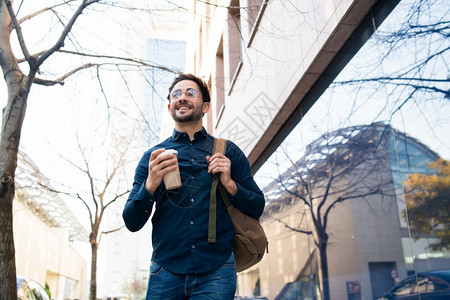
[
  {"left": 90, "top": 234, "right": 98, "bottom": 300},
  {"left": 0, "top": 0, "right": 28, "bottom": 294},
  {"left": 319, "top": 236, "right": 330, "bottom": 300},
  {"left": 0, "top": 77, "right": 33, "bottom": 299},
  {"left": 0, "top": 61, "right": 31, "bottom": 299},
  {"left": 0, "top": 179, "right": 17, "bottom": 299}
]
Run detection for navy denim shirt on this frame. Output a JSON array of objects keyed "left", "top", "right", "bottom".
[{"left": 122, "top": 128, "right": 265, "bottom": 274}]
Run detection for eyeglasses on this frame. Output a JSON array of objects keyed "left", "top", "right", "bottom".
[{"left": 169, "top": 88, "right": 200, "bottom": 101}]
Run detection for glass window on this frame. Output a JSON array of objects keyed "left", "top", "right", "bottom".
[
  {"left": 392, "top": 278, "right": 415, "bottom": 295},
  {"left": 253, "top": 0, "right": 449, "bottom": 299},
  {"left": 414, "top": 277, "right": 427, "bottom": 293}
]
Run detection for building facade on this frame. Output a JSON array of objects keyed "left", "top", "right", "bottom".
[{"left": 185, "top": 0, "right": 399, "bottom": 171}]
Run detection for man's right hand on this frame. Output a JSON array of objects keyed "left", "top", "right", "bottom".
[{"left": 145, "top": 149, "right": 178, "bottom": 194}]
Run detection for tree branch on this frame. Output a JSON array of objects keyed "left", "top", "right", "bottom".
[
  {"left": 36, "top": 181, "right": 94, "bottom": 226},
  {"left": 56, "top": 49, "right": 178, "bottom": 73},
  {"left": 4, "top": 0, "right": 32, "bottom": 63},
  {"left": 33, "top": 63, "right": 99, "bottom": 86},
  {"left": 104, "top": 190, "right": 130, "bottom": 210},
  {"left": 98, "top": 225, "right": 125, "bottom": 245},
  {"left": 36, "top": 0, "right": 101, "bottom": 66},
  {"left": 17, "top": 1, "right": 76, "bottom": 25},
  {"left": 270, "top": 216, "right": 313, "bottom": 236},
  {"left": 323, "top": 188, "right": 382, "bottom": 230},
  {"left": 337, "top": 76, "right": 449, "bottom": 85},
  {"left": 75, "top": 134, "right": 100, "bottom": 218}
]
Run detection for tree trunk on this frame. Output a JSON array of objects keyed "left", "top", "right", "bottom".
[
  {"left": 0, "top": 74, "right": 30, "bottom": 297},
  {"left": 319, "top": 237, "right": 330, "bottom": 300},
  {"left": 1, "top": 0, "right": 35, "bottom": 294},
  {"left": 90, "top": 237, "right": 98, "bottom": 300},
  {"left": 0, "top": 181, "right": 17, "bottom": 299}
]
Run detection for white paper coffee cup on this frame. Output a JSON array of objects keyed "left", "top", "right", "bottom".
[{"left": 160, "top": 149, "right": 182, "bottom": 190}]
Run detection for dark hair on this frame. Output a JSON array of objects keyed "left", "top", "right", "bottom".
[{"left": 167, "top": 73, "right": 211, "bottom": 103}]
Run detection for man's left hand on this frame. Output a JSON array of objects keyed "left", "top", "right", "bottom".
[{"left": 206, "top": 153, "right": 237, "bottom": 196}]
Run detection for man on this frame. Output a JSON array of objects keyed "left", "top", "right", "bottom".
[{"left": 122, "top": 73, "right": 265, "bottom": 299}]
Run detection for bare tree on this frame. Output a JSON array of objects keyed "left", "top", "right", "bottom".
[
  {"left": 0, "top": 1, "right": 179, "bottom": 297},
  {"left": 333, "top": 0, "right": 449, "bottom": 113},
  {"left": 262, "top": 123, "right": 397, "bottom": 300},
  {"left": 37, "top": 130, "right": 136, "bottom": 300}
]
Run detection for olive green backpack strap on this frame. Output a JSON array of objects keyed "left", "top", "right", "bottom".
[{"left": 208, "top": 138, "right": 227, "bottom": 243}]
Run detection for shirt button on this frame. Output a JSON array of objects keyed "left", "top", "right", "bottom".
[
  {"left": 192, "top": 245, "right": 196, "bottom": 249},
  {"left": 191, "top": 198, "right": 194, "bottom": 203},
  {"left": 145, "top": 210, "right": 149, "bottom": 214},
  {"left": 191, "top": 159, "right": 195, "bottom": 162},
  {"left": 190, "top": 221, "right": 194, "bottom": 225}
]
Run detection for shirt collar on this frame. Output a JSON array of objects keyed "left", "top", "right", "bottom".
[{"left": 172, "top": 127, "right": 208, "bottom": 141}]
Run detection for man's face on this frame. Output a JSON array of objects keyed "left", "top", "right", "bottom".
[{"left": 168, "top": 80, "right": 209, "bottom": 123}]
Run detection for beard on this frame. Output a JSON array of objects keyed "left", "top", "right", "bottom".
[{"left": 170, "top": 102, "right": 204, "bottom": 123}]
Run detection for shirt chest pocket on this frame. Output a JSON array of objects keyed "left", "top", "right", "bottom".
[
  {"left": 166, "top": 158, "right": 212, "bottom": 207},
  {"left": 179, "top": 155, "right": 210, "bottom": 183}
]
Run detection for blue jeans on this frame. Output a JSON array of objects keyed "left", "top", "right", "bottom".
[{"left": 145, "top": 254, "right": 237, "bottom": 300}]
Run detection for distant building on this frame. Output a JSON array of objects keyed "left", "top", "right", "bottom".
[
  {"left": 146, "top": 38, "right": 187, "bottom": 142},
  {"left": 238, "top": 123, "right": 450, "bottom": 299},
  {"left": 14, "top": 151, "right": 88, "bottom": 300}
]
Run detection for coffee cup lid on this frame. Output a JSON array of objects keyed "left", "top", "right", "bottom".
[{"left": 164, "top": 149, "right": 178, "bottom": 155}]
